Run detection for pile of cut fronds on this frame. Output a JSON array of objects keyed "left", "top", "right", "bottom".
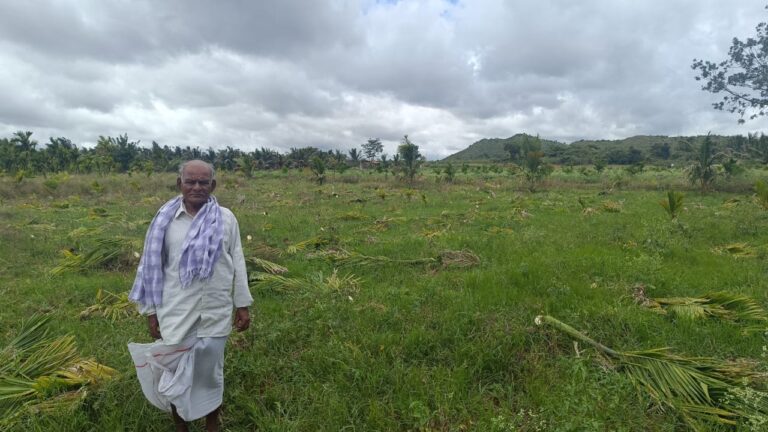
[
  {"left": 711, "top": 243, "right": 757, "bottom": 258},
  {"left": 637, "top": 290, "right": 767, "bottom": 329},
  {"left": 0, "top": 315, "right": 117, "bottom": 426},
  {"left": 50, "top": 237, "right": 140, "bottom": 275},
  {"left": 79, "top": 289, "right": 135, "bottom": 321},
  {"left": 309, "top": 248, "right": 480, "bottom": 270},
  {"left": 535, "top": 315, "right": 768, "bottom": 430}
]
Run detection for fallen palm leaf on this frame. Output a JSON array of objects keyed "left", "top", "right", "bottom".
[
  {"left": 79, "top": 289, "right": 135, "bottom": 321},
  {"left": 249, "top": 269, "right": 360, "bottom": 294},
  {"left": 641, "top": 291, "right": 767, "bottom": 328},
  {"left": 535, "top": 315, "right": 768, "bottom": 430},
  {"left": 711, "top": 243, "right": 757, "bottom": 258},
  {"left": 0, "top": 315, "right": 117, "bottom": 427},
  {"left": 51, "top": 237, "right": 140, "bottom": 275},
  {"left": 310, "top": 248, "right": 480, "bottom": 270},
  {"left": 247, "top": 257, "right": 288, "bottom": 275}
]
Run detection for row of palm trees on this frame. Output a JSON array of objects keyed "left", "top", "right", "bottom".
[{"left": 0, "top": 131, "right": 423, "bottom": 178}]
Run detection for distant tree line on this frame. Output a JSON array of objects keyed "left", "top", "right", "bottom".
[{"left": 0, "top": 131, "right": 425, "bottom": 178}]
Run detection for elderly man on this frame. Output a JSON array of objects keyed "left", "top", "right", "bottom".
[{"left": 128, "top": 160, "right": 252, "bottom": 432}]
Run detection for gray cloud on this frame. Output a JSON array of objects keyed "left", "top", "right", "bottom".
[{"left": 1, "top": 0, "right": 767, "bottom": 160}]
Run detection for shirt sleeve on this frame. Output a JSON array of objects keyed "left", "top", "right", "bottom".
[
  {"left": 229, "top": 215, "right": 254, "bottom": 309},
  {"left": 138, "top": 303, "right": 157, "bottom": 316}
]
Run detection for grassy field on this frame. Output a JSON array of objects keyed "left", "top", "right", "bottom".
[{"left": 1, "top": 167, "right": 768, "bottom": 431}]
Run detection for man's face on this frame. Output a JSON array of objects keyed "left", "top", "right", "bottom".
[{"left": 177, "top": 163, "right": 216, "bottom": 210}]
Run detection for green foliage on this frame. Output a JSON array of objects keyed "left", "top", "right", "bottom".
[
  {"left": 687, "top": 134, "right": 718, "bottom": 191},
  {"left": 692, "top": 6, "right": 768, "bottom": 123},
  {"left": 310, "top": 156, "right": 326, "bottom": 185},
  {"left": 397, "top": 135, "right": 422, "bottom": 184},
  {"left": 659, "top": 190, "right": 685, "bottom": 220},
  {"left": 755, "top": 180, "right": 768, "bottom": 209}
]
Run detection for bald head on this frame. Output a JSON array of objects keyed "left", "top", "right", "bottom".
[{"left": 179, "top": 160, "right": 215, "bottom": 180}]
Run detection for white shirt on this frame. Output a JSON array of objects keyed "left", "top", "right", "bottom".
[{"left": 139, "top": 201, "right": 253, "bottom": 344}]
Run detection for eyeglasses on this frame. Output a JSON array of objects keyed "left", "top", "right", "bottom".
[{"left": 182, "top": 179, "right": 212, "bottom": 187}]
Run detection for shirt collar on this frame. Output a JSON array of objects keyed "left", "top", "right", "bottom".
[{"left": 175, "top": 199, "right": 193, "bottom": 219}]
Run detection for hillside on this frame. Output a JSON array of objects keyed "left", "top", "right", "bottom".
[
  {"left": 442, "top": 134, "right": 565, "bottom": 162},
  {"left": 442, "top": 134, "right": 747, "bottom": 165}
]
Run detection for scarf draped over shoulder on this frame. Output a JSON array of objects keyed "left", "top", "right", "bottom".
[{"left": 129, "top": 195, "right": 224, "bottom": 307}]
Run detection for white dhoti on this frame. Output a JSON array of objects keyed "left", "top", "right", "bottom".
[{"left": 128, "top": 335, "right": 227, "bottom": 421}]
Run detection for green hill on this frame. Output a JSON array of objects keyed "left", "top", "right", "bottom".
[
  {"left": 442, "top": 134, "right": 750, "bottom": 165},
  {"left": 442, "top": 134, "right": 565, "bottom": 162}
]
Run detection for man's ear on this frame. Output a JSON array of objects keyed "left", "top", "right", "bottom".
[
  {"left": 176, "top": 177, "right": 182, "bottom": 191},
  {"left": 210, "top": 179, "right": 217, "bottom": 193}
]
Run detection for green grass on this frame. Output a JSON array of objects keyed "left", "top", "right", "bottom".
[{"left": 1, "top": 168, "right": 768, "bottom": 430}]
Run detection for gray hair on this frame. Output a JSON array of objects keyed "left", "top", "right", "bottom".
[{"left": 178, "top": 160, "right": 216, "bottom": 180}]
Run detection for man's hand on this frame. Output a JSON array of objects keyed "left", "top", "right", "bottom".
[
  {"left": 147, "top": 314, "right": 161, "bottom": 340},
  {"left": 234, "top": 307, "right": 250, "bottom": 332}
]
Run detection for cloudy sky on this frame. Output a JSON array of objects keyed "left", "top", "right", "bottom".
[{"left": 1, "top": 0, "right": 766, "bottom": 160}]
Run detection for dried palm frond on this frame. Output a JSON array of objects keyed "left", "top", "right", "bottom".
[
  {"left": 0, "top": 315, "right": 117, "bottom": 426},
  {"left": 284, "top": 236, "right": 329, "bottom": 255},
  {"left": 79, "top": 289, "right": 135, "bottom": 321},
  {"left": 50, "top": 237, "right": 140, "bottom": 275},
  {"left": 249, "top": 269, "right": 361, "bottom": 295},
  {"left": 601, "top": 200, "right": 623, "bottom": 213},
  {"left": 246, "top": 257, "right": 288, "bottom": 275},
  {"left": 437, "top": 249, "right": 481, "bottom": 268},
  {"left": 249, "top": 272, "right": 313, "bottom": 293},
  {"left": 307, "top": 269, "right": 361, "bottom": 294},
  {"left": 711, "top": 243, "right": 757, "bottom": 258},
  {"left": 535, "top": 315, "right": 768, "bottom": 430},
  {"left": 643, "top": 292, "right": 767, "bottom": 328},
  {"left": 310, "top": 248, "right": 480, "bottom": 270},
  {"left": 311, "top": 248, "right": 435, "bottom": 267}
]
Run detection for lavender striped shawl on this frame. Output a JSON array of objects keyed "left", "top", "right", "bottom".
[{"left": 129, "top": 195, "right": 224, "bottom": 307}]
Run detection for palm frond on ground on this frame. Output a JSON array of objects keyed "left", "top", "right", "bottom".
[
  {"left": 50, "top": 237, "right": 140, "bottom": 275},
  {"left": 711, "top": 242, "right": 758, "bottom": 258},
  {"left": 249, "top": 269, "right": 361, "bottom": 295},
  {"left": 79, "top": 289, "right": 135, "bottom": 321},
  {"left": 246, "top": 257, "right": 288, "bottom": 274},
  {"left": 535, "top": 315, "right": 768, "bottom": 430},
  {"left": 0, "top": 315, "right": 117, "bottom": 426},
  {"left": 309, "top": 248, "right": 480, "bottom": 269},
  {"left": 639, "top": 291, "right": 767, "bottom": 327}
]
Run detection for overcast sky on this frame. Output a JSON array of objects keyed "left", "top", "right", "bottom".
[{"left": 1, "top": 0, "right": 767, "bottom": 160}]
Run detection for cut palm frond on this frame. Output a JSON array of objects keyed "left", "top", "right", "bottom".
[
  {"left": 249, "top": 269, "right": 361, "bottom": 295},
  {"left": 50, "top": 237, "right": 140, "bottom": 275},
  {"left": 535, "top": 315, "right": 768, "bottom": 430},
  {"left": 437, "top": 249, "right": 481, "bottom": 268},
  {"left": 284, "top": 236, "right": 330, "bottom": 255},
  {"left": 249, "top": 272, "right": 313, "bottom": 293},
  {"left": 641, "top": 291, "right": 767, "bottom": 328},
  {"left": 310, "top": 248, "right": 480, "bottom": 269},
  {"left": 79, "top": 289, "right": 135, "bottom": 321},
  {"left": 0, "top": 315, "right": 117, "bottom": 426},
  {"left": 711, "top": 243, "right": 757, "bottom": 258},
  {"left": 246, "top": 257, "right": 288, "bottom": 275}
]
